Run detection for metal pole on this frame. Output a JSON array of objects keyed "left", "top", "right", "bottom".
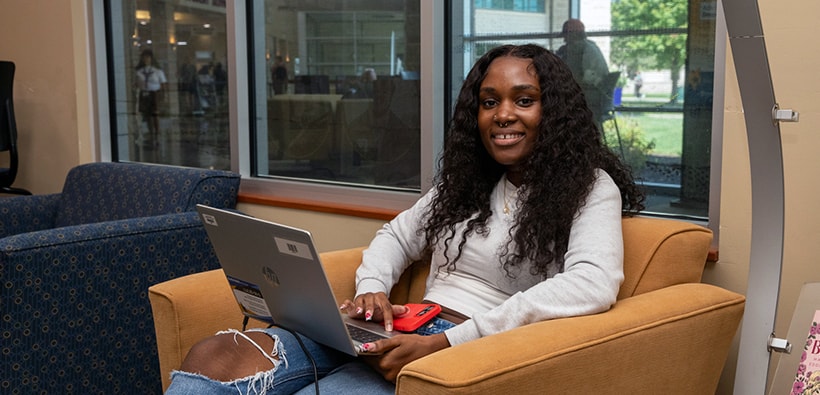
[{"left": 722, "top": 0, "right": 786, "bottom": 393}]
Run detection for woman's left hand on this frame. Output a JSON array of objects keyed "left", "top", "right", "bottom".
[
  {"left": 359, "top": 333, "right": 450, "bottom": 382},
  {"left": 339, "top": 293, "right": 409, "bottom": 331}
]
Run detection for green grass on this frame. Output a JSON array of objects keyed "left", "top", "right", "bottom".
[
  {"left": 616, "top": 113, "right": 683, "bottom": 157},
  {"left": 605, "top": 91, "right": 685, "bottom": 158}
]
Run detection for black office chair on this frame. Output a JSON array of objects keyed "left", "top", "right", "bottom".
[
  {"left": 0, "top": 61, "right": 31, "bottom": 196},
  {"left": 600, "top": 71, "right": 625, "bottom": 160}
]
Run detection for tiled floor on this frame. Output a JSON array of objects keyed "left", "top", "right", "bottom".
[{"left": 123, "top": 113, "right": 232, "bottom": 171}]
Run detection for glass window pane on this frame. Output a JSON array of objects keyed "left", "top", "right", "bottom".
[
  {"left": 452, "top": 0, "right": 715, "bottom": 219},
  {"left": 253, "top": 2, "right": 422, "bottom": 191},
  {"left": 107, "top": 0, "right": 231, "bottom": 170}
]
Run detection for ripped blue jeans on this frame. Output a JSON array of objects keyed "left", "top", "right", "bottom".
[{"left": 165, "top": 317, "right": 456, "bottom": 395}]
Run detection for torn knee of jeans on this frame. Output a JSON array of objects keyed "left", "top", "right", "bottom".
[
  {"left": 170, "top": 328, "right": 289, "bottom": 394},
  {"left": 217, "top": 328, "right": 288, "bottom": 369}
]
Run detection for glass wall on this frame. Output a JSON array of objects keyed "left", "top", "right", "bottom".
[
  {"left": 107, "top": 0, "right": 231, "bottom": 170},
  {"left": 103, "top": 0, "right": 717, "bottom": 220}
]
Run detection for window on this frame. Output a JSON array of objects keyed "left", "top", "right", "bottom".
[
  {"left": 451, "top": 0, "right": 717, "bottom": 220},
  {"left": 251, "top": 3, "right": 422, "bottom": 191},
  {"left": 104, "top": 1, "right": 428, "bottom": 211},
  {"left": 106, "top": 0, "right": 231, "bottom": 170}
]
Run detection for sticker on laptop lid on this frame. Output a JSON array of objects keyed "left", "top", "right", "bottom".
[
  {"left": 227, "top": 275, "right": 272, "bottom": 321},
  {"left": 274, "top": 237, "right": 313, "bottom": 260},
  {"left": 201, "top": 213, "right": 218, "bottom": 226}
]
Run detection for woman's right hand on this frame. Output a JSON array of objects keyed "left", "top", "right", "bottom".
[{"left": 339, "top": 292, "right": 409, "bottom": 332}]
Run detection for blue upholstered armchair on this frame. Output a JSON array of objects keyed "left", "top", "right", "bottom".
[{"left": 0, "top": 162, "right": 241, "bottom": 394}]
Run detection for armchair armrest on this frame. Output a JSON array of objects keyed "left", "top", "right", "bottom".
[
  {"left": 148, "top": 246, "right": 367, "bottom": 391},
  {"left": 397, "top": 283, "right": 745, "bottom": 394},
  {"left": 150, "top": 269, "right": 247, "bottom": 390},
  {"left": 0, "top": 193, "right": 60, "bottom": 238}
]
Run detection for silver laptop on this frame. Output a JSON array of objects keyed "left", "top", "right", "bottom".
[{"left": 196, "top": 204, "right": 394, "bottom": 356}]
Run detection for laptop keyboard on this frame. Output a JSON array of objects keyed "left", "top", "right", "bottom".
[{"left": 346, "top": 323, "right": 387, "bottom": 343}]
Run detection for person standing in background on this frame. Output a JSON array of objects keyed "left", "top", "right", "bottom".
[
  {"left": 213, "top": 62, "right": 227, "bottom": 106},
  {"left": 395, "top": 54, "right": 405, "bottom": 76},
  {"left": 556, "top": 19, "right": 609, "bottom": 130},
  {"left": 179, "top": 57, "right": 198, "bottom": 114},
  {"left": 271, "top": 56, "right": 288, "bottom": 95},
  {"left": 135, "top": 49, "right": 167, "bottom": 147}
]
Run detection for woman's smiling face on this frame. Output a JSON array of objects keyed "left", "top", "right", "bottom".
[{"left": 477, "top": 56, "right": 542, "bottom": 185}]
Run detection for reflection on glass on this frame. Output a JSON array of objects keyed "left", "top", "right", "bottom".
[
  {"left": 109, "top": 0, "right": 230, "bottom": 170},
  {"left": 255, "top": 2, "right": 421, "bottom": 191},
  {"left": 457, "top": 0, "right": 713, "bottom": 219}
]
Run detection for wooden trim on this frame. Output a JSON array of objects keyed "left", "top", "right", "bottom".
[{"left": 238, "top": 192, "right": 400, "bottom": 221}]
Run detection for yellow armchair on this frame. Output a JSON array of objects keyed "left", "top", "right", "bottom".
[{"left": 149, "top": 216, "right": 744, "bottom": 393}]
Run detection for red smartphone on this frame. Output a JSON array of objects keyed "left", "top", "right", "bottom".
[{"left": 392, "top": 303, "right": 442, "bottom": 332}]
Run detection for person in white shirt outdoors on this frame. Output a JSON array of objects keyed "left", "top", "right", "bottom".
[
  {"left": 135, "top": 49, "right": 167, "bottom": 147},
  {"left": 164, "top": 43, "right": 645, "bottom": 395},
  {"left": 555, "top": 19, "right": 611, "bottom": 130},
  {"left": 634, "top": 70, "right": 644, "bottom": 99}
]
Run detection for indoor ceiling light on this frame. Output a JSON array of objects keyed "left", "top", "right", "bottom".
[{"left": 135, "top": 10, "right": 150, "bottom": 21}]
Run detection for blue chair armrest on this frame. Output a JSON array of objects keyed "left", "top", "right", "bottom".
[
  {"left": 0, "top": 211, "right": 224, "bottom": 393},
  {"left": 0, "top": 193, "right": 60, "bottom": 238}
]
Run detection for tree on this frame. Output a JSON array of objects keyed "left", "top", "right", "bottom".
[{"left": 611, "top": 0, "right": 688, "bottom": 101}]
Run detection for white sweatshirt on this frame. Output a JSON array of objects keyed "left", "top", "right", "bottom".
[{"left": 355, "top": 169, "right": 624, "bottom": 346}]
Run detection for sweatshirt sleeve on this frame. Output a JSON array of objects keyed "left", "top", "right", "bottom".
[
  {"left": 354, "top": 190, "right": 436, "bottom": 297},
  {"left": 444, "top": 170, "right": 625, "bottom": 346}
]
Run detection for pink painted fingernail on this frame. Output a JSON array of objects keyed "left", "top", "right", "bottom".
[
  {"left": 365, "top": 311, "right": 373, "bottom": 321},
  {"left": 356, "top": 307, "right": 363, "bottom": 315},
  {"left": 361, "top": 342, "right": 375, "bottom": 351}
]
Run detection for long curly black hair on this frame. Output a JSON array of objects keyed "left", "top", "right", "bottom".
[{"left": 421, "top": 44, "right": 644, "bottom": 278}]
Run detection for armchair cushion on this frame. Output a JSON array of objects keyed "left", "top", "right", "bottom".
[
  {"left": 149, "top": 216, "right": 744, "bottom": 393},
  {"left": 1, "top": 162, "right": 240, "bottom": 394}
]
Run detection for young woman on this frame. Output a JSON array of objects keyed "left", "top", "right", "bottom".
[{"left": 165, "top": 44, "right": 644, "bottom": 395}]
